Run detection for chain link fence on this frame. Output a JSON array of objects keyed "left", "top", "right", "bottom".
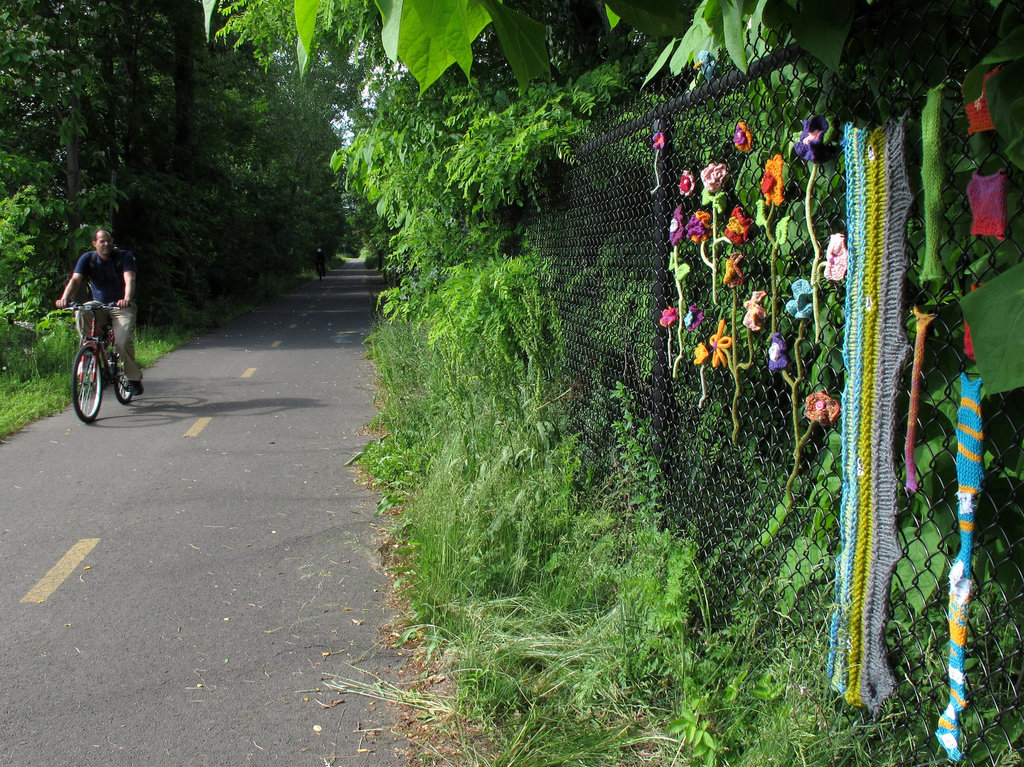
[{"left": 531, "top": 1, "right": 1022, "bottom": 763}]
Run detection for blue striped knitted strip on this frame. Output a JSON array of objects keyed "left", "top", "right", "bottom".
[
  {"left": 830, "top": 124, "right": 868, "bottom": 694},
  {"left": 936, "top": 374, "right": 983, "bottom": 761}
]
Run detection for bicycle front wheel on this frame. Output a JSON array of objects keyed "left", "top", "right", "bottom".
[
  {"left": 110, "top": 349, "right": 133, "bottom": 405},
  {"left": 72, "top": 345, "right": 102, "bottom": 423}
]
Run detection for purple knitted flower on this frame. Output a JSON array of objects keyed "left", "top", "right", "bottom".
[
  {"left": 684, "top": 305, "right": 704, "bottom": 331},
  {"left": 768, "top": 332, "right": 789, "bottom": 372},
  {"left": 669, "top": 205, "right": 686, "bottom": 246},
  {"left": 685, "top": 211, "right": 711, "bottom": 243},
  {"left": 794, "top": 115, "right": 832, "bottom": 163}
]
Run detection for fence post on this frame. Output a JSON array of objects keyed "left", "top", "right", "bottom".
[{"left": 650, "top": 118, "right": 675, "bottom": 459}]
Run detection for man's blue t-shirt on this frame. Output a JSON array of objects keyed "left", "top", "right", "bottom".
[{"left": 73, "top": 249, "right": 137, "bottom": 303}]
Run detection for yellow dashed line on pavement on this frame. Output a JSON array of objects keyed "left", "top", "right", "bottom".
[
  {"left": 271, "top": 340, "right": 282, "bottom": 348},
  {"left": 184, "top": 417, "right": 211, "bottom": 438},
  {"left": 241, "top": 368, "right": 257, "bottom": 378},
  {"left": 289, "top": 324, "right": 297, "bottom": 329},
  {"left": 21, "top": 538, "right": 101, "bottom": 604}
]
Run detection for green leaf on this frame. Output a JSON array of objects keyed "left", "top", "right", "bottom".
[
  {"left": 399, "top": 0, "right": 491, "bottom": 91},
  {"left": 720, "top": 0, "right": 747, "bottom": 72},
  {"left": 790, "top": 0, "right": 852, "bottom": 72},
  {"left": 203, "top": 0, "right": 217, "bottom": 39},
  {"left": 984, "top": 62, "right": 1024, "bottom": 170},
  {"left": 605, "top": 4, "right": 620, "bottom": 29},
  {"left": 480, "top": 0, "right": 549, "bottom": 89},
  {"left": 643, "top": 39, "right": 678, "bottom": 88},
  {"left": 669, "top": 13, "right": 713, "bottom": 76},
  {"left": 606, "top": 0, "right": 687, "bottom": 37},
  {"left": 329, "top": 148, "right": 344, "bottom": 173},
  {"left": 294, "top": 0, "right": 320, "bottom": 72},
  {"left": 374, "top": 0, "right": 403, "bottom": 61},
  {"left": 961, "top": 261, "right": 1024, "bottom": 395}
]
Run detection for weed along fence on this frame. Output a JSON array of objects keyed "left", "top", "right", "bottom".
[{"left": 531, "top": 1, "right": 1022, "bottom": 764}]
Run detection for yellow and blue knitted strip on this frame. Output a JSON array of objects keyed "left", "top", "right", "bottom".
[
  {"left": 936, "top": 373, "right": 984, "bottom": 761},
  {"left": 860, "top": 119, "right": 911, "bottom": 712}
]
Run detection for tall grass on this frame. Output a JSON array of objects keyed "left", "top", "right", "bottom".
[{"left": 357, "top": 258, "right": 910, "bottom": 765}]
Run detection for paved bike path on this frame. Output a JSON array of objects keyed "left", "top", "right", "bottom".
[{"left": 0, "top": 262, "right": 407, "bottom": 766}]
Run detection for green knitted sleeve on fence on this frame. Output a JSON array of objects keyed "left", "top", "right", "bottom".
[{"left": 919, "top": 84, "right": 946, "bottom": 284}]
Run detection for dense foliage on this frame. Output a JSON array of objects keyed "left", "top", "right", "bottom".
[{"left": 0, "top": 0, "right": 351, "bottom": 326}]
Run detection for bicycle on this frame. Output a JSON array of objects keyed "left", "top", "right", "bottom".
[{"left": 63, "top": 301, "right": 134, "bottom": 423}]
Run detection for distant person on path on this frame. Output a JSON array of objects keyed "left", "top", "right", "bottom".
[
  {"left": 56, "top": 228, "right": 144, "bottom": 395},
  {"left": 315, "top": 248, "right": 326, "bottom": 279}
]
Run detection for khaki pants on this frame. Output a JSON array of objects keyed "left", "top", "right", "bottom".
[{"left": 77, "top": 301, "right": 142, "bottom": 381}]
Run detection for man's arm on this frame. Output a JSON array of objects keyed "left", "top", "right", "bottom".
[
  {"left": 118, "top": 270, "right": 136, "bottom": 308},
  {"left": 55, "top": 274, "right": 85, "bottom": 308}
]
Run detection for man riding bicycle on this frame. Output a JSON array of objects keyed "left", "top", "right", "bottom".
[{"left": 56, "top": 228, "right": 144, "bottom": 395}]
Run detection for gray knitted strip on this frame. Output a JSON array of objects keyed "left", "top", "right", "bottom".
[{"left": 860, "top": 117, "right": 912, "bottom": 713}]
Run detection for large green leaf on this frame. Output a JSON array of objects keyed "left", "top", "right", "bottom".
[
  {"left": 720, "top": 0, "right": 746, "bottom": 72},
  {"left": 203, "top": 0, "right": 217, "bottom": 39},
  {"left": 790, "top": 0, "right": 852, "bottom": 72},
  {"left": 294, "top": 0, "right": 319, "bottom": 72},
  {"left": 480, "top": 0, "right": 549, "bottom": 89},
  {"left": 606, "top": 0, "right": 687, "bottom": 37},
  {"left": 398, "top": 0, "right": 491, "bottom": 92},
  {"left": 374, "top": 0, "right": 403, "bottom": 60},
  {"left": 961, "top": 261, "right": 1024, "bottom": 396},
  {"left": 984, "top": 61, "right": 1024, "bottom": 170}
]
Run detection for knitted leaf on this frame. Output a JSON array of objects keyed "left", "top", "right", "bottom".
[{"left": 960, "top": 261, "right": 1024, "bottom": 395}]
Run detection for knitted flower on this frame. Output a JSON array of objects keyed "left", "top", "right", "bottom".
[
  {"left": 724, "top": 206, "right": 755, "bottom": 245},
  {"left": 707, "top": 319, "right": 732, "bottom": 368},
  {"left": 695, "top": 50, "right": 717, "bottom": 80},
  {"left": 686, "top": 210, "right": 712, "bottom": 243},
  {"left": 694, "top": 343, "right": 710, "bottom": 366},
  {"left": 733, "top": 121, "right": 753, "bottom": 151},
  {"left": 669, "top": 205, "right": 686, "bottom": 246},
  {"left": 768, "top": 332, "right": 788, "bottom": 371},
  {"left": 805, "top": 391, "right": 841, "bottom": 427},
  {"left": 660, "top": 306, "right": 679, "bottom": 327},
  {"left": 701, "top": 163, "right": 729, "bottom": 194},
  {"left": 684, "top": 305, "right": 704, "bottom": 331},
  {"left": 723, "top": 253, "right": 744, "bottom": 288},
  {"left": 785, "top": 278, "right": 814, "bottom": 320},
  {"left": 653, "top": 131, "right": 666, "bottom": 150},
  {"left": 824, "top": 233, "right": 848, "bottom": 281},
  {"left": 678, "top": 170, "right": 696, "bottom": 196},
  {"left": 794, "top": 115, "right": 832, "bottom": 163},
  {"left": 761, "top": 154, "right": 785, "bottom": 206},
  {"left": 743, "top": 290, "right": 768, "bottom": 332}
]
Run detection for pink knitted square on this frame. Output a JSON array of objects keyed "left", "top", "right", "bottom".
[{"left": 967, "top": 169, "right": 1008, "bottom": 239}]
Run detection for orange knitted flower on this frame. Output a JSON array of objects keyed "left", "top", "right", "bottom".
[
  {"left": 733, "top": 121, "right": 753, "bottom": 151},
  {"left": 708, "top": 319, "right": 732, "bottom": 368},
  {"left": 761, "top": 154, "right": 785, "bottom": 206},
  {"left": 723, "top": 253, "right": 744, "bottom": 287}
]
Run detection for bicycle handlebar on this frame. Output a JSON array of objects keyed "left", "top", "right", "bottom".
[{"left": 60, "top": 301, "right": 122, "bottom": 312}]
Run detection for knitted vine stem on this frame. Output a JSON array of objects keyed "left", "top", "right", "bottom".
[
  {"left": 803, "top": 162, "right": 826, "bottom": 342},
  {"left": 904, "top": 306, "right": 937, "bottom": 493},
  {"left": 671, "top": 252, "right": 687, "bottom": 377},
  {"left": 781, "top": 318, "right": 809, "bottom": 509}
]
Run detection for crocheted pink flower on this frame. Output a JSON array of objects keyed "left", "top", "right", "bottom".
[
  {"left": 824, "top": 233, "right": 848, "bottom": 281},
  {"left": 660, "top": 306, "right": 679, "bottom": 327},
  {"left": 669, "top": 205, "right": 686, "bottom": 247},
  {"left": 686, "top": 210, "right": 711, "bottom": 243},
  {"left": 733, "top": 121, "right": 753, "bottom": 151},
  {"left": 724, "top": 206, "right": 754, "bottom": 245},
  {"left": 653, "top": 132, "right": 666, "bottom": 150},
  {"left": 805, "top": 391, "right": 841, "bottom": 427},
  {"left": 678, "top": 170, "right": 696, "bottom": 196},
  {"left": 743, "top": 290, "right": 768, "bottom": 331},
  {"left": 700, "top": 163, "right": 728, "bottom": 194}
]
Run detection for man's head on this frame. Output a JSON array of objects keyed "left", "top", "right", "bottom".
[{"left": 93, "top": 229, "right": 114, "bottom": 260}]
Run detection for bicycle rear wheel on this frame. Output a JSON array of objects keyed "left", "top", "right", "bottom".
[
  {"left": 110, "top": 348, "right": 133, "bottom": 404},
  {"left": 72, "top": 345, "right": 102, "bottom": 423}
]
